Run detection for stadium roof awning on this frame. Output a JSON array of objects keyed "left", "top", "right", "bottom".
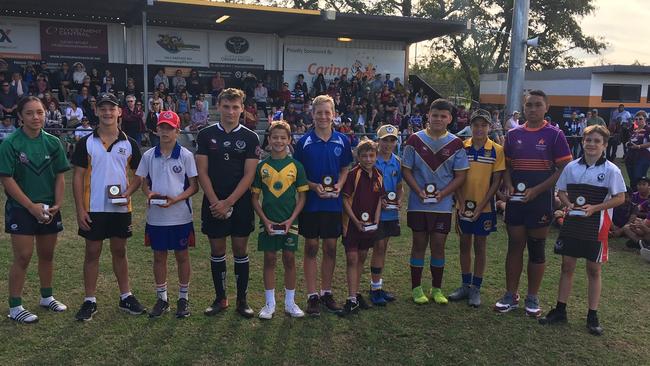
[{"left": 0, "top": 0, "right": 467, "bottom": 43}]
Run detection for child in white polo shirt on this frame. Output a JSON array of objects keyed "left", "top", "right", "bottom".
[{"left": 135, "top": 111, "right": 199, "bottom": 319}]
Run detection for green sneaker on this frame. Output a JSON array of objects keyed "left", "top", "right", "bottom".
[
  {"left": 412, "top": 286, "right": 429, "bottom": 305},
  {"left": 430, "top": 288, "right": 448, "bottom": 305}
]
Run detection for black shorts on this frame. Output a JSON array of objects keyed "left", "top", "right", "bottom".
[
  {"left": 78, "top": 212, "right": 133, "bottom": 241},
  {"left": 298, "top": 211, "right": 342, "bottom": 239},
  {"left": 5, "top": 206, "right": 63, "bottom": 236},
  {"left": 554, "top": 236, "right": 608, "bottom": 263},
  {"left": 376, "top": 220, "right": 401, "bottom": 240},
  {"left": 504, "top": 191, "right": 553, "bottom": 228},
  {"left": 201, "top": 194, "right": 254, "bottom": 239}
]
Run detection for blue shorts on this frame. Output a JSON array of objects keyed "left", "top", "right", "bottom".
[
  {"left": 145, "top": 222, "right": 195, "bottom": 251},
  {"left": 456, "top": 212, "right": 497, "bottom": 237},
  {"left": 504, "top": 191, "right": 553, "bottom": 228}
]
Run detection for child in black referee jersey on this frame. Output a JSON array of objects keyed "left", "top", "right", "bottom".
[{"left": 539, "top": 125, "right": 626, "bottom": 336}]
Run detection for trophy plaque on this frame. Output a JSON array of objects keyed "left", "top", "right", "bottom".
[
  {"left": 568, "top": 195, "right": 587, "bottom": 217},
  {"left": 322, "top": 175, "right": 338, "bottom": 198},
  {"left": 423, "top": 183, "right": 438, "bottom": 203},
  {"left": 360, "top": 212, "right": 378, "bottom": 232},
  {"left": 107, "top": 185, "right": 128, "bottom": 204},
  {"left": 385, "top": 191, "right": 399, "bottom": 210},
  {"left": 510, "top": 182, "right": 527, "bottom": 202},
  {"left": 460, "top": 200, "right": 477, "bottom": 221}
]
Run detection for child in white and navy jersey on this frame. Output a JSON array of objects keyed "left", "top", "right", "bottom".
[
  {"left": 135, "top": 111, "right": 199, "bottom": 319},
  {"left": 539, "top": 125, "right": 626, "bottom": 336}
]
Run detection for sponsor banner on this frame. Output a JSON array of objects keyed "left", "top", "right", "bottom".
[
  {"left": 0, "top": 18, "right": 40, "bottom": 60},
  {"left": 148, "top": 27, "right": 209, "bottom": 67},
  {"left": 283, "top": 45, "right": 405, "bottom": 85},
  {"left": 208, "top": 32, "right": 271, "bottom": 67},
  {"left": 40, "top": 21, "right": 108, "bottom": 62}
]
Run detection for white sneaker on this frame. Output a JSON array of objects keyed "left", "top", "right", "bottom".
[
  {"left": 284, "top": 302, "right": 305, "bottom": 318},
  {"left": 258, "top": 304, "right": 275, "bottom": 320}
]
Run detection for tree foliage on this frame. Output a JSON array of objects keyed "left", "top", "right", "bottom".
[{"left": 233, "top": 0, "right": 607, "bottom": 101}]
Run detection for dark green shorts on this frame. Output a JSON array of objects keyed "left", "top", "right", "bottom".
[{"left": 257, "top": 226, "right": 299, "bottom": 252}]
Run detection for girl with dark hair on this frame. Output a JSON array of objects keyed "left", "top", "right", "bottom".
[{"left": 0, "top": 96, "right": 70, "bottom": 323}]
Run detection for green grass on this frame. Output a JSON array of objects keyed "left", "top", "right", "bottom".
[{"left": 0, "top": 171, "right": 649, "bottom": 365}]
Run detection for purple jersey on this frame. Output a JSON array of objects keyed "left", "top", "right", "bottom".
[{"left": 504, "top": 122, "right": 572, "bottom": 189}]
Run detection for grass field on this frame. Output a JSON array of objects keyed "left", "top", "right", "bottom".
[{"left": 0, "top": 170, "right": 649, "bottom": 366}]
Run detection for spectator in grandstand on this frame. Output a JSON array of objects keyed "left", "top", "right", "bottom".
[
  {"left": 384, "top": 73, "right": 394, "bottom": 90},
  {"left": 0, "top": 116, "right": 16, "bottom": 142},
  {"left": 505, "top": 111, "right": 520, "bottom": 131},
  {"left": 394, "top": 77, "right": 405, "bottom": 95},
  {"left": 254, "top": 80, "right": 269, "bottom": 118},
  {"left": 42, "top": 92, "right": 59, "bottom": 111},
  {"left": 76, "top": 86, "right": 92, "bottom": 115},
  {"left": 154, "top": 69, "right": 169, "bottom": 91},
  {"left": 190, "top": 100, "right": 209, "bottom": 129},
  {"left": 489, "top": 109, "right": 504, "bottom": 144},
  {"left": 125, "top": 78, "right": 140, "bottom": 101},
  {"left": 279, "top": 82, "right": 291, "bottom": 107},
  {"left": 89, "top": 68, "right": 102, "bottom": 95},
  {"left": 156, "top": 82, "right": 168, "bottom": 99},
  {"left": 409, "top": 110, "right": 423, "bottom": 131},
  {"left": 72, "top": 62, "right": 87, "bottom": 87},
  {"left": 147, "top": 99, "right": 163, "bottom": 147},
  {"left": 65, "top": 100, "right": 84, "bottom": 127},
  {"left": 625, "top": 112, "right": 650, "bottom": 188},
  {"left": 176, "top": 91, "right": 191, "bottom": 115},
  {"left": 296, "top": 74, "right": 309, "bottom": 96},
  {"left": 57, "top": 62, "right": 73, "bottom": 102},
  {"left": 172, "top": 69, "right": 187, "bottom": 94},
  {"left": 197, "top": 94, "right": 210, "bottom": 113},
  {"left": 164, "top": 95, "right": 177, "bottom": 113},
  {"left": 10, "top": 72, "right": 27, "bottom": 98},
  {"left": 122, "top": 95, "right": 145, "bottom": 146},
  {"left": 75, "top": 117, "right": 93, "bottom": 141},
  {"left": 38, "top": 61, "right": 52, "bottom": 85},
  {"left": 35, "top": 74, "right": 49, "bottom": 97},
  {"left": 149, "top": 90, "right": 164, "bottom": 111},
  {"left": 86, "top": 97, "right": 99, "bottom": 127},
  {"left": 587, "top": 109, "right": 606, "bottom": 127},
  {"left": 456, "top": 105, "right": 469, "bottom": 131},
  {"left": 210, "top": 72, "right": 225, "bottom": 106},
  {"left": 45, "top": 101, "right": 63, "bottom": 133},
  {"left": 0, "top": 81, "right": 18, "bottom": 119},
  {"left": 313, "top": 73, "right": 327, "bottom": 96},
  {"left": 243, "top": 101, "right": 258, "bottom": 131},
  {"left": 101, "top": 71, "right": 115, "bottom": 94}
]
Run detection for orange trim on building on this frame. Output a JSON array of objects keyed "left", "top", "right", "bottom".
[{"left": 480, "top": 93, "right": 650, "bottom": 108}]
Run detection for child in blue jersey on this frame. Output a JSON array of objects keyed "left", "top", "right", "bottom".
[
  {"left": 368, "top": 124, "right": 403, "bottom": 306},
  {"left": 402, "top": 99, "right": 469, "bottom": 305}
]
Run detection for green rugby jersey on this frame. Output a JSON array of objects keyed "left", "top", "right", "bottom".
[
  {"left": 0, "top": 128, "right": 70, "bottom": 209},
  {"left": 251, "top": 155, "right": 308, "bottom": 223}
]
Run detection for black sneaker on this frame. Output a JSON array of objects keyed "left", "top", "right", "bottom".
[
  {"left": 321, "top": 293, "right": 342, "bottom": 313},
  {"left": 305, "top": 295, "right": 321, "bottom": 317},
  {"left": 538, "top": 308, "right": 567, "bottom": 325},
  {"left": 587, "top": 317, "right": 604, "bottom": 336},
  {"left": 356, "top": 293, "right": 372, "bottom": 310},
  {"left": 204, "top": 298, "right": 228, "bottom": 316},
  {"left": 380, "top": 289, "right": 396, "bottom": 302},
  {"left": 148, "top": 298, "right": 169, "bottom": 318},
  {"left": 176, "top": 298, "right": 190, "bottom": 319},
  {"left": 337, "top": 299, "right": 359, "bottom": 317},
  {"left": 119, "top": 295, "right": 146, "bottom": 315},
  {"left": 75, "top": 301, "right": 98, "bottom": 321},
  {"left": 236, "top": 298, "right": 254, "bottom": 319}
]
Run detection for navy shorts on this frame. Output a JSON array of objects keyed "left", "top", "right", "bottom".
[
  {"left": 407, "top": 212, "right": 451, "bottom": 234},
  {"left": 5, "top": 206, "right": 63, "bottom": 236},
  {"left": 298, "top": 211, "right": 342, "bottom": 239},
  {"left": 145, "top": 222, "right": 195, "bottom": 251},
  {"left": 376, "top": 220, "right": 401, "bottom": 240},
  {"left": 504, "top": 191, "right": 553, "bottom": 228},
  {"left": 457, "top": 212, "right": 497, "bottom": 237}
]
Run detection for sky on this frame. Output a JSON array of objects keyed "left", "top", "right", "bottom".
[
  {"left": 409, "top": 0, "right": 650, "bottom": 67},
  {"left": 574, "top": 0, "right": 650, "bottom": 65}
]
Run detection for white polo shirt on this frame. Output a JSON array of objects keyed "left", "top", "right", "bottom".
[
  {"left": 136, "top": 143, "right": 197, "bottom": 226},
  {"left": 556, "top": 156, "right": 626, "bottom": 243},
  {"left": 71, "top": 129, "right": 141, "bottom": 213}
]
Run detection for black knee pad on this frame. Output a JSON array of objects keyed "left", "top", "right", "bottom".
[{"left": 527, "top": 237, "right": 546, "bottom": 264}]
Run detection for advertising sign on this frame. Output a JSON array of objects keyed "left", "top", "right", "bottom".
[
  {"left": 40, "top": 21, "right": 108, "bottom": 62},
  {"left": 0, "top": 18, "right": 40, "bottom": 60},
  {"left": 283, "top": 45, "right": 405, "bottom": 84},
  {"left": 148, "top": 27, "right": 209, "bottom": 67},
  {"left": 209, "top": 32, "right": 271, "bottom": 67}
]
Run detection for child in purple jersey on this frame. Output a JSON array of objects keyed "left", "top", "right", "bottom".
[{"left": 494, "top": 90, "right": 572, "bottom": 318}]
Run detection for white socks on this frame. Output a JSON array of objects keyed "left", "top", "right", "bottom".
[{"left": 265, "top": 289, "right": 276, "bottom": 308}]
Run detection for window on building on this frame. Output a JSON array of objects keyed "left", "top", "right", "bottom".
[{"left": 602, "top": 84, "right": 642, "bottom": 103}]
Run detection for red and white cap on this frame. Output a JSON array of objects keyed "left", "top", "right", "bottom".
[{"left": 157, "top": 111, "right": 181, "bottom": 129}]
